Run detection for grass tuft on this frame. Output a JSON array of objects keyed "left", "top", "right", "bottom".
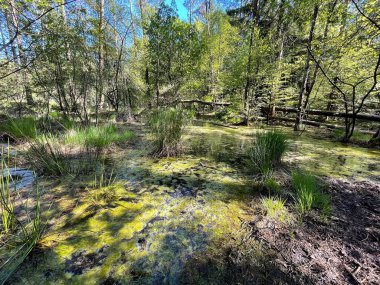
[
  {"left": 27, "top": 135, "right": 69, "bottom": 176},
  {"left": 0, "top": 144, "right": 44, "bottom": 284},
  {"left": 291, "top": 171, "right": 331, "bottom": 217},
  {"left": 64, "top": 124, "right": 134, "bottom": 151},
  {"left": 247, "top": 130, "right": 288, "bottom": 175},
  {"left": 263, "top": 176, "right": 282, "bottom": 195},
  {"left": 147, "top": 108, "right": 186, "bottom": 157},
  {"left": 261, "top": 196, "right": 291, "bottom": 223},
  {"left": 0, "top": 117, "right": 37, "bottom": 140}
]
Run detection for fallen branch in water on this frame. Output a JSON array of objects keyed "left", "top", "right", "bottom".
[{"left": 196, "top": 120, "right": 238, "bottom": 129}]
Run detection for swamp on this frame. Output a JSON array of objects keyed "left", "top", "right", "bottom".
[{"left": 0, "top": 0, "right": 379, "bottom": 284}]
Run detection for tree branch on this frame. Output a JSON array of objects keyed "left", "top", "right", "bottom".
[
  {"left": 355, "top": 52, "right": 380, "bottom": 114},
  {"left": 0, "top": 0, "right": 77, "bottom": 52},
  {"left": 351, "top": 0, "right": 380, "bottom": 31},
  {"left": 307, "top": 46, "right": 348, "bottom": 98}
]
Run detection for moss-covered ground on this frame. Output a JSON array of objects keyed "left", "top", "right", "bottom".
[{"left": 6, "top": 123, "right": 380, "bottom": 284}]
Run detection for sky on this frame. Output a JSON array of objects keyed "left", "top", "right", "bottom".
[{"left": 165, "top": 0, "right": 188, "bottom": 21}]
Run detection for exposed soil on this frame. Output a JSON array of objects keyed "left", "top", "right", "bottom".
[
  {"left": 250, "top": 178, "right": 380, "bottom": 285},
  {"left": 179, "top": 178, "right": 380, "bottom": 285}
]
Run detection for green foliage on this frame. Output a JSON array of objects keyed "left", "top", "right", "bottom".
[
  {"left": 0, "top": 117, "right": 37, "bottom": 140},
  {"left": 147, "top": 108, "right": 186, "bottom": 157},
  {"left": 58, "top": 116, "right": 76, "bottom": 130},
  {"left": 89, "top": 166, "right": 119, "bottom": 204},
  {"left": 27, "top": 135, "right": 69, "bottom": 176},
  {"left": 0, "top": 145, "right": 15, "bottom": 233},
  {"left": 263, "top": 176, "right": 282, "bottom": 195},
  {"left": 0, "top": 181, "right": 43, "bottom": 284},
  {"left": 247, "top": 131, "right": 288, "bottom": 175},
  {"left": 291, "top": 171, "right": 331, "bottom": 217},
  {"left": 64, "top": 124, "right": 134, "bottom": 150},
  {"left": 261, "top": 196, "right": 291, "bottom": 223},
  {"left": 0, "top": 146, "right": 44, "bottom": 284}
]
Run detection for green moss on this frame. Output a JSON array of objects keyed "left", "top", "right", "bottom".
[{"left": 8, "top": 124, "right": 380, "bottom": 284}]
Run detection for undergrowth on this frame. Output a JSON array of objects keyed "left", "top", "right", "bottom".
[
  {"left": 291, "top": 171, "right": 331, "bottom": 217},
  {"left": 27, "top": 135, "right": 69, "bottom": 176},
  {"left": 88, "top": 166, "right": 119, "bottom": 204},
  {"left": 263, "top": 176, "right": 282, "bottom": 195},
  {"left": 65, "top": 124, "right": 134, "bottom": 151},
  {"left": 147, "top": 108, "right": 186, "bottom": 157},
  {"left": 261, "top": 196, "right": 291, "bottom": 223},
  {"left": 0, "top": 144, "right": 44, "bottom": 284},
  {"left": 0, "top": 117, "right": 37, "bottom": 140},
  {"left": 247, "top": 130, "right": 288, "bottom": 175}
]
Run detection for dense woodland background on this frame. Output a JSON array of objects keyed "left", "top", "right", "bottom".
[
  {"left": 0, "top": 1, "right": 380, "bottom": 284},
  {"left": 0, "top": 0, "right": 379, "bottom": 142}
]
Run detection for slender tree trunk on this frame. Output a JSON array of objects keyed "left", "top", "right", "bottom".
[
  {"left": 206, "top": 0, "right": 215, "bottom": 101},
  {"left": 9, "top": 0, "right": 33, "bottom": 106},
  {"left": 5, "top": 13, "right": 17, "bottom": 62},
  {"left": 268, "top": 0, "right": 286, "bottom": 123},
  {"left": 129, "top": 0, "right": 136, "bottom": 45},
  {"left": 243, "top": 0, "right": 259, "bottom": 125},
  {"left": 294, "top": 4, "right": 319, "bottom": 131},
  {"left": 96, "top": 0, "right": 105, "bottom": 124},
  {"left": 303, "top": 1, "right": 337, "bottom": 113},
  {"left": 156, "top": 58, "right": 160, "bottom": 107},
  {"left": 138, "top": 0, "right": 151, "bottom": 109},
  {"left": 189, "top": 0, "right": 193, "bottom": 24}
]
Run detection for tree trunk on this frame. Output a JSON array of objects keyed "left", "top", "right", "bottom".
[
  {"left": 369, "top": 126, "right": 380, "bottom": 145},
  {"left": 303, "top": 1, "right": 337, "bottom": 114},
  {"left": 294, "top": 4, "right": 319, "bottom": 131},
  {"left": 155, "top": 58, "right": 160, "bottom": 107},
  {"left": 9, "top": 0, "right": 33, "bottom": 106},
  {"left": 243, "top": 0, "right": 259, "bottom": 125},
  {"left": 96, "top": 0, "right": 105, "bottom": 124},
  {"left": 206, "top": 1, "right": 215, "bottom": 101},
  {"left": 275, "top": 107, "right": 380, "bottom": 122},
  {"left": 129, "top": 0, "right": 136, "bottom": 45}
]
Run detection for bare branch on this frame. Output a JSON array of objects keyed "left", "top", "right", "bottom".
[
  {"left": 355, "top": 53, "right": 380, "bottom": 114},
  {"left": 0, "top": 0, "right": 77, "bottom": 52},
  {"left": 307, "top": 46, "right": 348, "bottom": 98},
  {"left": 351, "top": 0, "right": 380, "bottom": 31}
]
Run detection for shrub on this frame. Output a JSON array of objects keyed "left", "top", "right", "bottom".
[
  {"left": 261, "top": 196, "right": 291, "bottom": 223},
  {"left": 247, "top": 130, "right": 288, "bottom": 175},
  {"left": 0, "top": 117, "right": 37, "bottom": 140},
  {"left": 64, "top": 124, "right": 134, "bottom": 151},
  {"left": 291, "top": 171, "right": 331, "bottom": 216},
  {"left": 147, "top": 108, "right": 186, "bottom": 157}
]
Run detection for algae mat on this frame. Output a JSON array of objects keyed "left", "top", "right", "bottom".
[
  {"left": 10, "top": 153, "right": 253, "bottom": 284},
  {"left": 8, "top": 124, "right": 380, "bottom": 284},
  {"left": 187, "top": 125, "right": 380, "bottom": 182}
]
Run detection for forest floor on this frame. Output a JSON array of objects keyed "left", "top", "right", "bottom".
[{"left": 4, "top": 123, "right": 380, "bottom": 284}]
